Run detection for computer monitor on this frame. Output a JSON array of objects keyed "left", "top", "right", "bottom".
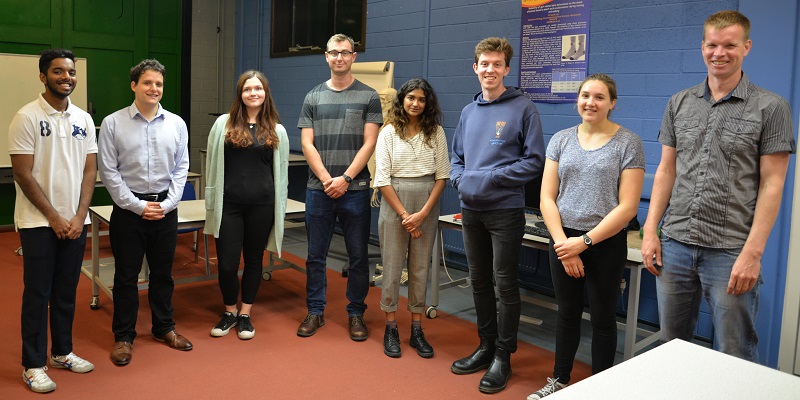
[{"left": 524, "top": 174, "right": 544, "bottom": 217}]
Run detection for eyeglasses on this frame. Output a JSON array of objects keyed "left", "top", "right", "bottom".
[{"left": 326, "top": 50, "right": 353, "bottom": 58}]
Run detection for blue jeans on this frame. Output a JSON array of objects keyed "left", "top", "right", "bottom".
[
  {"left": 656, "top": 235, "right": 760, "bottom": 361},
  {"left": 461, "top": 208, "right": 525, "bottom": 352},
  {"left": 305, "top": 188, "right": 371, "bottom": 316}
]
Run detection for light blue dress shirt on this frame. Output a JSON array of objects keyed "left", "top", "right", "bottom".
[{"left": 98, "top": 102, "right": 189, "bottom": 215}]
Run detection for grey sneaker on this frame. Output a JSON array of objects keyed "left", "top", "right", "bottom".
[
  {"left": 237, "top": 314, "right": 255, "bottom": 340},
  {"left": 23, "top": 367, "right": 56, "bottom": 393},
  {"left": 50, "top": 352, "right": 94, "bottom": 373},
  {"left": 210, "top": 311, "right": 238, "bottom": 337},
  {"left": 527, "top": 377, "right": 566, "bottom": 399}
]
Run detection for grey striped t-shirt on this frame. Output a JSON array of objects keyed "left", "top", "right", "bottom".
[
  {"left": 298, "top": 79, "right": 383, "bottom": 190},
  {"left": 548, "top": 125, "right": 645, "bottom": 231}
]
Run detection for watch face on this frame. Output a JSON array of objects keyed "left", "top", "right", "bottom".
[{"left": 583, "top": 235, "right": 592, "bottom": 245}]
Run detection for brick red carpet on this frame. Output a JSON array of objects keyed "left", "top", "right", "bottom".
[{"left": 0, "top": 230, "right": 590, "bottom": 399}]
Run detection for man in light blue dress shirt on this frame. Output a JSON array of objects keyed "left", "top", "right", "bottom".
[{"left": 98, "top": 59, "right": 192, "bottom": 366}]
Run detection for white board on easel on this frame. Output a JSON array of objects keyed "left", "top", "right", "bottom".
[{"left": 0, "top": 53, "right": 88, "bottom": 168}]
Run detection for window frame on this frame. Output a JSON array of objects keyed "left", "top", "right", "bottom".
[{"left": 270, "top": 0, "right": 366, "bottom": 58}]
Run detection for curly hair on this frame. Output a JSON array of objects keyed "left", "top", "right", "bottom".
[
  {"left": 386, "top": 78, "right": 442, "bottom": 147},
  {"left": 225, "top": 70, "right": 280, "bottom": 149},
  {"left": 130, "top": 59, "right": 166, "bottom": 83}
]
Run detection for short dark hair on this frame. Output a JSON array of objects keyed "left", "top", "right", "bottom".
[
  {"left": 39, "top": 48, "right": 75, "bottom": 74},
  {"left": 130, "top": 59, "right": 166, "bottom": 83}
]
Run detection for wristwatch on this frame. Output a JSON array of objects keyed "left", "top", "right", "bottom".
[
  {"left": 582, "top": 233, "right": 593, "bottom": 247},
  {"left": 342, "top": 174, "right": 353, "bottom": 183}
]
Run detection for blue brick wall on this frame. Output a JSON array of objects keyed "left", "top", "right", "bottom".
[{"left": 237, "top": 0, "right": 800, "bottom": 366}]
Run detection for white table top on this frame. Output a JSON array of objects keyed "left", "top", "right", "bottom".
[
  {"left": 439, "top": 214, "right": 644, "bottom": 264},
  {"left": 546, "top": 339, "right": 800, "bottom": 399},
  {"left": 90, "top": 198, "right": 306, "bottom": 224}
]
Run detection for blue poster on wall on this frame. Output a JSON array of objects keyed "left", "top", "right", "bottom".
[{"left": 520, "top": 0, "right": 591, "bottom": 103}]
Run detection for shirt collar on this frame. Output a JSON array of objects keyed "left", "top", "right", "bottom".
[
  {"left": 36, "top": 93, "right": 74, "bottom": 116},
  {"left": 700, "top": 72, "right": 750, "bottom": 102},
  {"left": 127, "top": 101, "right": 164, "bottom": 120}
]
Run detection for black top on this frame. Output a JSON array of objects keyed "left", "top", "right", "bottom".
[{"left": 223, "top": 124, "right": 274, "bottom": 205}]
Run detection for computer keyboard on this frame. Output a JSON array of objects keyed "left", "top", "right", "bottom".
[{"left": 524, "top": 221, "right": 550, "bottom": 238}]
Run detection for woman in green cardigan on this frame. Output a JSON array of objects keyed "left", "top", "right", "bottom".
[{"left": 204, "top": 70, "right": 289, "bottom": 339}]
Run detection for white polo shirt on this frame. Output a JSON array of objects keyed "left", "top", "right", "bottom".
[{"left": 8, "top": 94, "right": 97, "bottom": 229}]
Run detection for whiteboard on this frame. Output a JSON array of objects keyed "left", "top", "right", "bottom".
[{"left": 0, "top": 53, "right": 88, "bottom": 167}]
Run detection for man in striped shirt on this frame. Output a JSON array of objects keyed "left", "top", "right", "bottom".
[
  {"left": 297, "top": 33, "right": 383, "bottom": 341},
  {"left": 641, "top": 10, "right": 795, "bottom": 362}
]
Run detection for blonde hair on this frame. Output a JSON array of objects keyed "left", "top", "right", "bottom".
[{"left": 704, "top": 10, "right": 750, "bottom": 41}]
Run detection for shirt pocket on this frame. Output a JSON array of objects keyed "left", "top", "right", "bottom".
[
  {"left": 344, "top": 109, "right": 364, "bottom": 133},
  {"left": 674, "top": 119, "right": 702, "bottom": 152},
  {"left": 720, "top": 118, "right": 759, "bottom": 156}
]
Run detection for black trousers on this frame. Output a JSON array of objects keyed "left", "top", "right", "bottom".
[
  {"left": 20, "top": 226, "right": 87, "bottom": 368},
  {"left": 215, "top": 202, "right": 275, "bottom": 306},
  {"left": 549, "top": 227, "right": 627, "bottom": 384},
  {"left": 110, "top": 205, "right": 178, "bottom": 342}
]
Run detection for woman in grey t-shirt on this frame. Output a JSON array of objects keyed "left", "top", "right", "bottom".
[{"left": 528, "top": 74, "right": 645, "bottom": 400}]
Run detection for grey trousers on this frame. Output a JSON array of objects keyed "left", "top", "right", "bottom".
[{"left": 378, "top": 176, "right": 439, "bottom": 314}]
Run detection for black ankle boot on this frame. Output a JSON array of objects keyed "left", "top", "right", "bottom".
[
  {"left": 451, "top": 337, "right": 495, "bottom": 374},
  {"left": 410, "top": 326, "right": 434, "bottom": 358},
  {"left": 383, "top": 325, "right": 401, "bottom": 358},
  {"left": 478, "top": 347, "right": 512, "bottom": 394}
]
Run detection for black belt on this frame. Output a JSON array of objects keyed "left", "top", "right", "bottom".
[{"left": 132, "top": 191, "right": 169, "bottom": 202}]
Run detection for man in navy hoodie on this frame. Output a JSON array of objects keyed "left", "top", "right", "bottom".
[{"left": 449, "top": 37, "right": 545, "bottom": 394}]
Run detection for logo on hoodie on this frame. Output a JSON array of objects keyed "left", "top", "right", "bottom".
[{"left": 490, "top": 121, "right": 507, "bottom": 146}]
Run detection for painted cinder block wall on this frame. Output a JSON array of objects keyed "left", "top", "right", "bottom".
[{"left": 235, "top": 0, "right": 800, "bottom": 367}]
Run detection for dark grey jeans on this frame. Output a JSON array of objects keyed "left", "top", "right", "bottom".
[{"left": 461, "top": 207, "right": 525, "bottom": 352}]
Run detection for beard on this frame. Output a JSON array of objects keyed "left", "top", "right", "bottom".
[{"left": 46, "top": 79, "right": 75, "bottom": 100}]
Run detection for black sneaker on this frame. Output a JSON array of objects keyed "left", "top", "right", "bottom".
[
  {"left": 210, "top": 311, "right": 237, "bottom": 337},
  {"left": 237, "top": 314, "right": 255, "bottom": 340}
]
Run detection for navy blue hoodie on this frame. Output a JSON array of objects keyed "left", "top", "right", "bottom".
[{"left": 450, "top": 87, "right": 545, "bottom": 211}]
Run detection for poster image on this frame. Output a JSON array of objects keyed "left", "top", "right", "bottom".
[{"left": 520, "top": 0, "right": 590, "bottom": 103}]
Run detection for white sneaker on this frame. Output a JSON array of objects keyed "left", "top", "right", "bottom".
[
  {"left": 527, "top": 377, "right": 566, "bottom": 400},
  {"left": 50, "top": 352, "right": 95, "bottom": 373},
  {"left": 23, "top": 367, "right": 56, "bottom": 393}
]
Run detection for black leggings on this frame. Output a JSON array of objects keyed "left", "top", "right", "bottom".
[
  {"left": 215, "top": 201, "right": 275, "bottom": 306},
  {"left": 549, "top": 228, "right": 627, "bottom": 384}
]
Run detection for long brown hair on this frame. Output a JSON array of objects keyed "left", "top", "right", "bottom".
[
  {"left": 225, "top": 70, "right": 280, "bottom": 148},
  {"left": 387, "top": 78, "right": 442, "bottom": 147}
]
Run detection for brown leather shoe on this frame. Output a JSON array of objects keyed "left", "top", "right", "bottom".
[
  {"left": 349, "top": 315, "right": 368, "bottom": 341},
  {"left": 297, "top": 314, "right": 325, "bottom": 337},
  {"left": 154, "top": 330, "right": 193, "bottom": 351},
  {"left": 110, "top": 341, "right": 133, "bottom": 366}
]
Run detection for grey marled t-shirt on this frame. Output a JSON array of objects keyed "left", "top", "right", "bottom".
[
  {"left": 547, "top": 125, "right": 644, "bottom": 231},
  {"left": 297, "top": 79, "right": 383, "bottom": 190}
]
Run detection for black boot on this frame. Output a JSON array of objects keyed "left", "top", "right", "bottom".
[
  {"left": 478, "top": 347, "right": 512, "bottom": 394},
  {"left": 451, "top": 337, "right": 495, "bottom": 374},
  {"left": 383, "top": 325, "right": 401, "bottom": 358},
  {"left": 410, "top": 326, "right": 434, "bottom": 358}
]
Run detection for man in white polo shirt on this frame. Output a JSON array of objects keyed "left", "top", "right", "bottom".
[{"left": 8, "top": 48, "right": 97, "bottom": 393}]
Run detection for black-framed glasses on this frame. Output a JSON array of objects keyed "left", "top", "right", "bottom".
[{"left": 326, "top": 50, "right": 353, "bottom": 58}]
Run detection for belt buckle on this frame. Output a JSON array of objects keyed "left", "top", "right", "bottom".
[{"left": 144, "top": 194, "right": 158, "bottom": 202}]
